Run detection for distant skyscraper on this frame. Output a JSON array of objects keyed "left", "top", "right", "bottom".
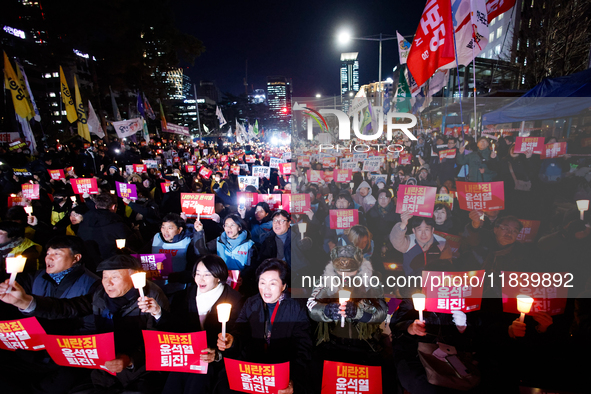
[
  {"left": 341, "top": 52, "right": 359, "bottom": 95},
  {"left": 198, "top": 80, "right": 221, "bottom": 103},
  {"left": 267, "top": 76, "right": 292, "bottom": 131}
]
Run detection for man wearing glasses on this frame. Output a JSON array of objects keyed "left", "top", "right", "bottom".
[{"left": 258, "top": 210, "right": 292, "bottom": 267}]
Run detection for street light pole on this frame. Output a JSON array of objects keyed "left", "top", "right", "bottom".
[{"left": 378, "top": 33, "right": 382, "bottom": 107}]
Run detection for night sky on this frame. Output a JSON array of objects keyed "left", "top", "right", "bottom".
[{"left": 171, "top": 0, "right": 427, "bottom": 98}]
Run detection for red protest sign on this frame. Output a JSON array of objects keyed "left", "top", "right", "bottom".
[
  {"left": 173, "top": 157, "right": 180, "bottom": 163},
  {"left": 22, "top": 183, "right": 40, "bottom": 200},
  {"left": 422, "top": 270, "right": 486, "bottom": 313},
  {"left": 259, "top": 194, "right": 282, "bottom": 210},
  {"left": 540, "top": 142, "right": 567, "bottom": 159},
  {"left": 398, "top": 153, "right": 412, "bottom": 165},
  {"left": 281, "top": 194, "right": 291, "bottom": 213},
  {"left": 133, "top": 164, "right": 147, "bottom": 173},
  {"left": 186, "top": 165, "right": 196, "bottom": 173},
  {"left": 456, "top": 181, "right": 504, "bottom": 211},
  {"left": 160, "top": 182, "right": 171, "bottom": 193},
  {"left": 143, "top": 331, "right": 208, "bottom": 374},
  {"left": 501, "top": 271, "right": 569, "bottom": 316},
  {"left": 224, "top": 358, "right": 290, "bottom": 394},
  {"left": 438, "top": 149, "right": 456, "bottom": 162},
  {"left": 48, "top": 169, "right": 65, "bottom": 180},
  {"left": 322, "top": 171, "right": 334, "bottom": 182},
  {"left": 517, "top": 220, "right": 541, "bottom": 243},
  {"left": 289, "top": 193, "right": 311, "bottom": 214},
  {"left": 329, "top": 209, "right": 359, "bottom": 229},
  {"left": 321, "top": 361, "right": 382, "bottom": 394},
  {"left": 8, "top": 196, "right": 27, "bottom": 207},
  {"left": 278, "top": 162, "right": 293, "bottom": 176},
  {"left": 199, "top": 167, "right": 213, "bottom": 179},
  {"left": 515, "top": 137, "right": 545, "bottom": 154},
  {"left": 231, "top": 166, "right": 240, "bottom": 175},
  {"left": 322, "top": 157, "right": 337, "bottom": 168},
  {"left": 333, "top": 169, "right": 352, "bottom": 183},
  {"left": 72, "top": 178, "right": 98, "bottom": 195},
  {"left": 434, "top": 231, "right": 461, "bottom": 258},
  {"left": 44, "top": 333, "right": 116, "bottom": 375},
  {"left": 307, "top": 170, "right": 322, "bottom": 183},
  {"left": 221, "top": 155, "right": 228, "bottom": 162},
  {"left": 396, "top": 185, "right": 437, "bottom": 217},
  {"left": 237, "top": 192, "right": 258, "bottom": 208},
  {"left": 245, "top": 155, "right": 256, "bottom": 164},
  {"left": 298, "top": 155, "right": 310, "bottom": 167},
  {"left": 0, "top": 317, "right": 47, "bottom": 351},
  {"left": 181, "top": 193, "right": 215, "bottom": 218}
]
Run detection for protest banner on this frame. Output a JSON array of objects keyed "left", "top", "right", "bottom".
[
  {"left": 237, "top": 192, "right": 258, "bottom": 208},
  {"left": 133, "top": 164, "right": 147, "bottom": 173},
  {"left": 281, "top": 194, "right": 291, "bottom": 213},
  {"left": 143, "top": 331, "right": 208, "bottom": 374},
  {"left": 144, "top": 160, "right": 158, "bottom": 169},
  {"left": 186, "top": 165, "right": 196, "bottom": 173},
  {"left": 12, "top": 168, "right": 32, "bottom": 177},
  {"left": 517, "top": 220, "right": 541, "bottom": 243},
  {"left": 278, "top": 162, "right": 293, "bottom": 176},
  {"left": 298, "top": 156, "right": 310, "bottom": 167},
  {"left": 456, "top": 181, "right": 505, "bottom": 211},
  {"left": 71, "top": 178, "right": 98, "bottom": 195},
  {"left": 259, "top": 194, "right": 282, "bottom": 210},
  {"left": 501, "top": 271, "right": 569, "bottom": 315},
  {"left": 116, "top": 182, "right": 137, "bottom": 200},
  {"left": 0, "top": 317, "right": 46, "bottom": 351},
  {"left": 396, "top": 185, "right": 437, "bottom": 217},
  {"left": 329, "top": 210, "right": 359, "bottom": 230},
  {"left": 288, "top": 193, "right": 311, "bottom": 214},
  {"left": 515, "top": 137, "right": 545, "bottom": 154},
  {"left": 7, "top": 195, "right": 27, "bottom": 207},
  {"left": 252, "top": 166, "right": 271, "bottom": 179},
  {"left": 131, "top": 254, "right": 172, "bottom": 280},
  {"left": 238, "top": 176, "right": 259, "bottom": 191},
  {"left": 398, "top": 153, "right": 412, "bottom": 165},
  {"left": 44, "top": 333, "right": 116, "bottom": 375},
  {"left": 438, "top": 149, "right": 456, "bottom": 161},
  {"left": 352, "top": 152, "right": 368, "bottom": 161},
  {"left": 321, "top": 361, "right": 382, "bottom": 394},
  {"left": 21, "top": 183, "right": 39, "bottom": 200},
  {"left": 341, "top": 161, "right": 360, "bottom": 172},
  {"left": 224, "top": 358, "right": 289, "bottom": 394},
  {"left": 322, "top": 157, "right": 337, "bottom": 168},
  {"left": 47, "top": 169, "right": 65, "bottom": 180},
  {"left": 238, "top": 164, "right": 250, "bottom": 172},
  {"left": 333, "top": 169, "right": 352, "bottom": 183},
  {"left": 245, "top": 155, "right": 256, "bottom": 164},
  {"left": 362, "top": 158, "right": 382, "bottom": 172},
  {"left": 220, "top": 155, "right": 228, "bottom": 162},
  {"left": 269, "top": 157, "right": 285, "bottom": 169},
  {"left": 307, "top": 170, "right": 322, "bottom": 183},
  {"left": 540, "top": 142, "right": 567, "bottom": 159},
  {"left": 180, "top": 193, "right": 215, "bottom": 218},
  {"left": 231, "top": 166, "right": 241, "bottom": 175},
  {"left": 198, "top": 167, "right": 213, "bottom": 179},
  {"left": 322, "top": 171, "right": 334, "bottom": 182},
  {"left": 160, "top": 182, "right": 171, "bottom": 193},
  {"left": 422, "top": 270, "right": 486, "bottom": 313}
]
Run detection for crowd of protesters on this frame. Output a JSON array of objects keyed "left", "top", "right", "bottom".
[{"left": 0, "top": 129, "right": 589, "bottom": 394}]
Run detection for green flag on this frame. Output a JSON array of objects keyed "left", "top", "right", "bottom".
[
  {"left": 253, "top": 120, "right": 259, "bottom": 135},
  {"left": 394, "top": 65, "right": 411, "bottom": 113}
]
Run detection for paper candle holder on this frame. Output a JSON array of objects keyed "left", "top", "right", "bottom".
[
  {"left": 116, "top": 239, "right": 126, "bottom": 249},
  {"left": 5, "top": 255, "right": 27, "bottom": 274},
  {"left": 516, "top": 294, "right": 534, "bottom": 323},
  {"left": 412, "top": 293, "right": 427, "bottom": 323},
  {"left": 217, "top": 303, "right": 232, "bottom": 323}
]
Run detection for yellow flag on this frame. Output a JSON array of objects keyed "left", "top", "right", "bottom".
[
  {"left": 73, "top": 75, "right": 91, "bottom": 141},
  {"left": 3, "top": 51, "right": 33, "bottom": 119},
  {"left": 15, "top": 63, "right": 35, "bottom": 121},
  {"left": 59, "top": 66, "right": 78, "bottom": 123}
]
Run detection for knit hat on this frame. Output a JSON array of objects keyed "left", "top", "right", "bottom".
[{"left": 330, "top": 245, "right": 363, "bottom": 272}]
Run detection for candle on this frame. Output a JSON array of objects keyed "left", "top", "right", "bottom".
[
  {"left": 278, "top": 205, "right": 283, "bottom": 211},
  {"left": 217, "top": 303, "right": 232, "bottom": 338},
  {"left": 298, "top": 223, "right": 307, "bottom": 240},
  {"left": 516, "top": 294, "right": 534, "bottom": 323},
  {"left": 5, "top": 255, "right": 27, "bottom": 294},
  {"left": 110, "top": 190, "right": 115, "bottom": 195},
  {"left": 349, "top": 182, "right": 354, "bottom": 190},
  {"left": 116, "top": 239, "right": 126, "bottom": 249},
  {"left": 24, "top": 206, "right": 33, "bottom": 216},
  {"left": 131, "top": 272, "right": 146, "bottom": 298},
  {"left": 70, "top": 196, "right": 76, "bottom": 202},
  {"left": 577, "top": 200, "right": 589, "bottom": 221},
  {"left": 338, "top": 290, "right": 351, "bottom": 328},
  {"left": 412, "top": 293, "right": 426, "bottom": 323}
]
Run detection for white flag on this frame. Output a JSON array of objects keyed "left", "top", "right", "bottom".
[
  {"left": 441, "top": 0, "right": 490, "bottom": 69},
  {"left": 396, "top": 31, "right": 411, "bottom": 64},
  {"left": 428, "top": 70, "right": 449, "bottom": 96},
  {"left": 87, "top": 101, "right": 105, "bottom": 138},
  {"left": 112, "top": 118, "right": 144, "bottom": 139},
  {"left": 216, "top": 106, "right": 227, "bottom": 127}
]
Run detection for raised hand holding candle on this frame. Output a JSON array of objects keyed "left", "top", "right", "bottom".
[
  {"left": 338, "top": 290, "right": 351, "bottom": 328},
  {"left": 412, "top": 293, "right": 426, "bottom": 323},
  {"left": 577, "top": 200, "right": 589, "bottom": 221},
  {"left": 131, "top": 272, "right": 147, "bottom": 298},
  {"left": 70, "top": 196, "right": 76, "bottom": 202},
  {"left": 6, "top": 255, "right": 27, "bottom": 294},
  {"left": 116, "top": 239, "right": 126, "bottom": 249},
  {"left": 217, "top": 303, "right": 232, "bottom": 338},
  {"left": 24, "top": 206, "right": 32, "bottom": 216},
  {"left": 516, "top": 294, "right": 534, "bottom": 323}
]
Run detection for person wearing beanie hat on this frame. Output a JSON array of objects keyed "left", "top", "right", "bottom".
[
  {"left": 353, "top": 181, "right": 377, "bottom": 213},
  {"left": 456, "top": 135, "right": 498, "bottom": 182},
  {"left": 0, "top": 254, "right": 170, "bottom": 391}
]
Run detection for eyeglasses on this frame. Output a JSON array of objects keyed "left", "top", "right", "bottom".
[
  {"left": 378, "top": 196, "right": 390, "bottom": 200},
  {"left": 273, "top": 219, "right": 288, "bottom": 224},
  {"left": 498, "top": 225, "right": 520, "bottom": 235}
]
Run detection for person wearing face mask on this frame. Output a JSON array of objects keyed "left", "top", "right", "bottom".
[
  {"left": 193, "top": 213, "right": 258, "bottom": 296},
  {"left": 50, "top": 190, "right": 73, "bottom": 230},
  {"left": 217, "top": 259, "right": 312, "bottom": 394}
]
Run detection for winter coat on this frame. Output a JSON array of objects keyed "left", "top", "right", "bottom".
[
  {"left": 77, "top": 208, "right": 131, "bottom": 260},
  {"left": 258, "top": 228, "right": 291, "bottom": 267},
  {"left": 456, "top": 147, "right": 498, "bottom": 182}
]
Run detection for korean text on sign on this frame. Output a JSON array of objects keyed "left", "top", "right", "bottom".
[
  {"left": 48, "top": 169, "right": 65, "bottom": 180},
  {"left": 329, "top": 210, "right": 360, "bottom": 230},
  {"left": 143, "top": 331, "right": 207, "bottom": 374},
  {"left": 116, "top": 181, "right": 137, "bottom": 200},
  {"left": 422, "top": 270, "right": 485, "bottom": 314},
  {"left": 0, "top": 317, "right": 46, "bottom": 351},
  {"left": 181, "top": 193, "right": 215, "bottom": 218},
  {"left": 501, "top": 271, "right": 569, "bottom": 316},
  {"left": 289, "top": 193, "right": 311, "bottom": 214},
  {"left": 44, "top": 333, "right": 116, "bottom": 375},
  {"left": 225, "top": 358, "right": 290, "bottom": 394},
  {"left": 515, "top": 137, "right": 545, "bottom": 154},
  {"left": 238, "top": 176, "right": 259, "bottom": 191},
  {"left": 396, "top": 185, "right": 437, "bottom": 217},
  {"left": 22, "top": 184, "right": 40, "bottom": 200},
  {"left": 321, "top": 360, "right": 382, "bottom": 394},
  {"left": 72, "top": 178, "right": 98, "bottom": 195},
  {"left": 457, "top": 181, "right": 505, "bottom": 211}
]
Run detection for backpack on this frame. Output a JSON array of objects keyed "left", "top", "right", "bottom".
[{"left": 539, "top": 161, "right": 563, "bottom": 183}]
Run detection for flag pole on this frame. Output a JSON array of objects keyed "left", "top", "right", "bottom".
[
  {"left": 451, "top": 6, "right": 465, "bottom": 141},
  {"left": 193, "top": 84, "right": 202, "bottom": 142},
  {"left": 471, "top": 1, "right": 478, "bottom": 140}
]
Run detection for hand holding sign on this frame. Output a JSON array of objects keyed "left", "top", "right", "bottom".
[{"left": 105, "top": 354, "right": 131, "bottom": 374}]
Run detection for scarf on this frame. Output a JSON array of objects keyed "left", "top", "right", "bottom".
[
  {"left": 196, "top": 282, "right": 224, "bottom": 327},
  {"left": 49, "top": 265, "right": 76, "bottom": 285}
]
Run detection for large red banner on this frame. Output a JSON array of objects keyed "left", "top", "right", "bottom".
[
  {"left": 486, "top": 0, "right": 517, "bottom": 23},
  {"left": 181, "top": 193, "right": 215, "bottom": 218},
  {"left": 0, "top": 317, "right": 46, "bottom": 351},
  {"left": 329, "top": 209, "right": 359, "bottom": 230},
  {"left": 143, "top": 331, "right": 208, "bottom": 374},
  {"left": 71, "top": 178, "right": 99, "bottom": 195},
  {"left": 515, "top": 137, "right": 545, "bottom": 154},
  {"left": 321, "top": 361, "right": 382, "bottom": 394},
  {"left": 396, "top": 185, "right": 437, "bottom": 217},
  {"left": 44, "top": 333, "right": 116, "bottom": 375},
  {"left": 540, "top": 142, "right": 567, "bottom": 159},
  {"left": 501, "top": 271, "right": 569, "bottom": 316},
  {"left": 456, "top": 181, "right": 505, "bottom": 211},
  {"left": 224, "top": 358, "right": 290, "bottom": 394},
  {"left": 422, "top": 270, "right": 486, "bottom": 313}
]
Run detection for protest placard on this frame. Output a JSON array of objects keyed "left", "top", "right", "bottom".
[
  {"left": 143, "top": 331, "right": 208, "bottom": 374},
  {"left": 456, "top": 181, "right": 505, "bottom": 211},
  {"left": 396, "top": 185, "right": 437, "bottom": 217}
]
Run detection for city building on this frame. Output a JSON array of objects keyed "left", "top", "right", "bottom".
[
  {"left": 266, "top": 76, "right": 292, "bottom": 132},
  {"left": 359, "top": 80, "right": 394, "bottom": 108},
  {"left": 340, "top": 52, "right": 359, "bottom": 95},
  {"left": 198, "top": 80, "right": 221, "bottom": 103},
  {"left": 248, "top": 89, "right": 267, "bottom": 104}
]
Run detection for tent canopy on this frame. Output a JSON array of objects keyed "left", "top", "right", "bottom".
[{"left": 482, "top": 68, "right": 591, "bottom": 125}]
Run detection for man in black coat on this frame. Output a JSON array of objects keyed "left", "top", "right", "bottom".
[{"left": 258, "top": 210, "right": 291, "bottom": 266}]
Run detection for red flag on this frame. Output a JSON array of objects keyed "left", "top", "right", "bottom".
[
  {"left": 486, "top": 0, "right": 516, "bottom": 23},
  {"left": 407, "top": 0, "right": 455, "bottom": 86}
]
